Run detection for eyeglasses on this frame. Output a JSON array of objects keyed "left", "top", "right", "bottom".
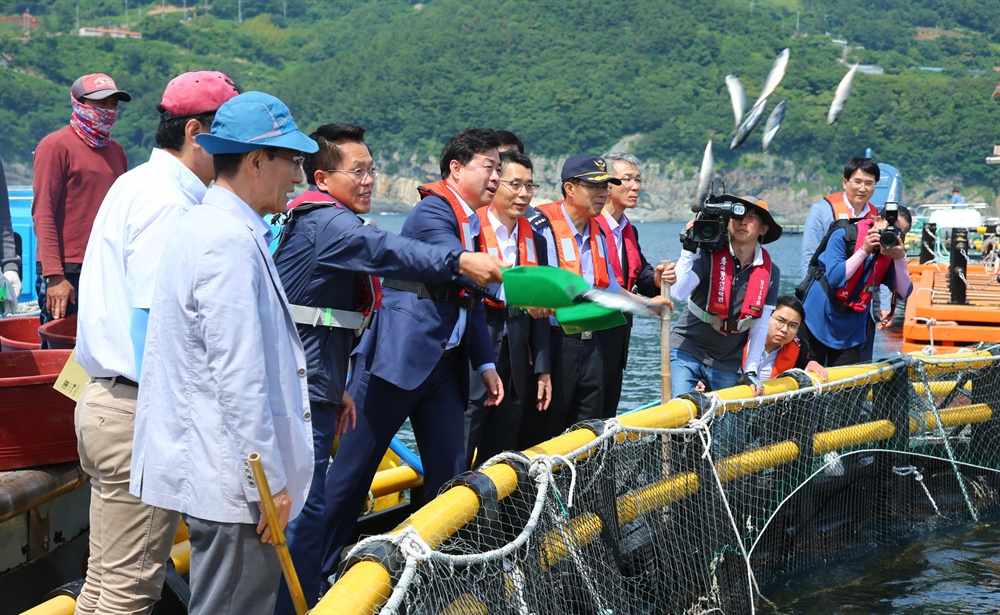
[
  {"left": 771, "top": 315, "right": 800, "bottom": 331},
  {"left": 268, "top": 150, "right": 305, "bottom": 167},
  {"left": 848, "top": 179, "right": 876, "bottom": 189},
  {"left": 499, "top": 180, "right": 539, "bottom": 193},
  {"left": 326, "top": 167, "right": 380, "bottom": 181},
  {"left": 618, "top": 176, "right": 644, "bottom": 187}
]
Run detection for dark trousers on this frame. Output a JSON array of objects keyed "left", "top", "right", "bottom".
[
  {"left": 319, "top": 350, "right": 466, "bottom": 585},
  {"left": 465, "top": 338, "right": 527, "bottom": 468},
  {"left": 800, "top": 322, "right": 863, "bottom": 367},
  {"left": 595, "top": 323, "right": 629, "bottom": 420},
  {"left": 274, "top": 400, "right": 337, "bottom": 614},
  {"left": 518, "top": 330, "right": 603, "bottom": 449}
]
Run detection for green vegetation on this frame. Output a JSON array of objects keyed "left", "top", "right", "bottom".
[{"left": 2, "top": 0, "right": 999, "bottom": 188}]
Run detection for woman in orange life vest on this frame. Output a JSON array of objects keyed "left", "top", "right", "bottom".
[
  {"left": 667, "top": 196, "right": 782, "bottom": 397},
  {"left": 696, "top": 295, "right": 827, "bottom": 391}
]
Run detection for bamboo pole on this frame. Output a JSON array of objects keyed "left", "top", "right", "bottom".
[
  {"left": 659, "top": 260, "right": 672, "bottom": 402},
  {"left": 248, "top": 452, "right": 308, "bottom": 615}
]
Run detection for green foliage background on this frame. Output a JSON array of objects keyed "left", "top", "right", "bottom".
[{"left": 2, "top": 0, "right": 1000, "bottom": 189}]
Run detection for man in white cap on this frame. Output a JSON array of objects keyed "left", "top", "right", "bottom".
[
  {"left": 73, "top": 71, "right": 239, "bottom": 615},
  {"left": 130, "top": 91, "right": 317, "bottom": 614},
  {"left": 32, "top": 72, "right": 131, "bottom": 327}
]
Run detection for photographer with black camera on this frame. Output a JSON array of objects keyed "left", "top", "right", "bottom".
[
  {"left": 668, "top": 194, "right": 782, "bottom": 396},
  {"left": 798, "top": 203, "right": 913, "bottom": 367}
]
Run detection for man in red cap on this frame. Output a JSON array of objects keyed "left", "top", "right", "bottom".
[
  {"left": 73, "top": 71, "right": 239, "bottom": 615},
  {"left": 31, "top": 73, "right": 131, "bottom": 329}
]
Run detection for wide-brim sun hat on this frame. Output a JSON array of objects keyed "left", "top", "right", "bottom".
[
  {"left": 734, "top": 195, "right": 782, "bottom": 244},
  {"left": 195, "top": 91, "right": 318, "bottom": 155}
]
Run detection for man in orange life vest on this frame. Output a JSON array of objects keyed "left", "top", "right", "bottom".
[
  {"left": 464, "top": 149, "right": 552, "bottom": 468},
  {"left": 800, "top": 205, "right": 913, "bottom": 367},
  {"left": 319, "top": 127, "right": 507, "bottom": 587},
  {"left": 669, "top": 196, "right": 782, "bottom": 396},
  {"left": 595, "top": 152, "right": 662, "bottom": 418},
  {"left": 519, "top": 155, "right": 670, "bottom": 447},
  {"left": 271, "top": 124, "right": 505, "bottom": 611},
  {"left": 801, "top": 157, "right": 891, "bottom": 361}
]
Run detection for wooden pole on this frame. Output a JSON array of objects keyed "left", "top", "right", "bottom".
[
  {"left": 249, "top": 452, "right": 309, "bottom": 615},
  {"left": 659, "top": 260, "right": 672, "bottom": 403}
]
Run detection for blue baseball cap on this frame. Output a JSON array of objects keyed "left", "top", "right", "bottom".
[
  {"left": 195, "top": 91, "right": 318, "bottom": 155},
  {"left": 560, "top": 155, "right": 622, "bottom": 185}
]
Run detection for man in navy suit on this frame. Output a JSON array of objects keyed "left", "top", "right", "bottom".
[
  {"left": 272, "top": 123, "right": 505, "bottom": 613},
  {"left": 320, "top": 127, "right": 506, "bottom": 585},
  {"left": 464, "top": 149, "right": 552, "bottom": 469}
]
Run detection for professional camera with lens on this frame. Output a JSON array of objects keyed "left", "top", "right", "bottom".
[
  {"left": 879, "top": 201, "right": 901, "bottom": 251},
  {"left": 681, "top": 193, "right": 747, "bottom": 252}
]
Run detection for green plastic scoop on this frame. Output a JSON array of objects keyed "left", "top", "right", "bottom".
[{"left": 502, "top": 266, "right": 633, "bottom": 333}]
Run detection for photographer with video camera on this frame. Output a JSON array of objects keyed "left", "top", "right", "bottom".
[
  {"left": 668, "top": 194, "right": 782, "bottom": 396},
  {"left": 799, "top": 203, "right": 913, "bottom": 367}
]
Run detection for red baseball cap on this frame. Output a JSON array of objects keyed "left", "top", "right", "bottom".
[
  {"left": 159, "top": 71, "right": 240, "bottom": 120},
  {"left": 71, "top": 73, "right": 132, "bottom": 102}
]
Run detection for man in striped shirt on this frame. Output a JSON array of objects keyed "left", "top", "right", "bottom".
[{"left": 74, "top": 71, "right": 238, "bottom": 615}]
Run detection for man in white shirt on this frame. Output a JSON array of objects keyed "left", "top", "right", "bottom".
[{"left": 73, "top": 71, "right": 238, "bottom": 615}]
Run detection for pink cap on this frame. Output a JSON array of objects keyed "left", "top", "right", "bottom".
[
  {"left": 72, "top": 73, "right": 132, "bottom": 102},
  {"left": 159, "top": 71, "right": 239, "bottom": 119}
]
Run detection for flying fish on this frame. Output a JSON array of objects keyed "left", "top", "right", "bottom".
[
  {"left": 828, "top": 63, "right": 859, "bottom": 125},
  {"left": 761, "top": 100, "right": 787, "bottom": 153},
  {"left": 725, "top": 75, "right": 746, "bottom": 131},
  {"left": 695, "top": 139, "right": 714, "bottom": 207},
  {"left": 730, "top": 97, "right": 767, "bottom": 150}
]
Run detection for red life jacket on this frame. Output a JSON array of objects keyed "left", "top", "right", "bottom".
[
  {"left": 834, "top": 218, "right": 893, "bottom": 312},
  {"left": 824, "top": 192, "right": 878, "bottom": 221},
  {"left": 284, "top": 189, "right": 382, "bottom": 315},
  {"left": 536, "top": 201, "right": 610, "bottom": 288},
  {"left": 704, "top": 247, "right": 772, "bottom": 332},
  {"left": 595, "top": 212, "right": 642, "bottom": 291},
  {"left": 743, "top": 337, "right": 801, "bottom": 379}
]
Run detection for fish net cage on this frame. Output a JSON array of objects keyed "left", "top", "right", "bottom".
[{"left": 315, "top": 345, "right": 1000, "bottom": 614}]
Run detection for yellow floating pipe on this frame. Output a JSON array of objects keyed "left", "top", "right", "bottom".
[
  {"left": 19, "top": 595, "right": 76, "bottom": 615},
  {"left": 813, "top": 420, "right": 896, "bottom": 455},
  {"left": 442, "top": 594, "right": 487, "bottom": 615},
  {"left": 618, "top": 398, "right": 699, "bottom": 429},
  {"left": 174, "top": 519, "right": 188, "bottom": 544},
  {"left": 170, "top": 539, "right": 190, "bottom": 576},
  {"left": 616, "top": 472, "right": 700, "bottom": 524},
  {"left": 369, "top": 465, "right": 423, "bottom": 499},
  {"left": 910, "top": 403, "right": 992, "bottom": 433},
  {"left": 715, "top": 442, "right": 801, "bottom": 483},
  {"left": 538, "top": 511, "right": 604, "bottom": 571}
]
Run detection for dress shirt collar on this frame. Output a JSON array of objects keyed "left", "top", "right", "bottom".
[{"left": 447, "top": 185, "right": 480, "bottom": 235}]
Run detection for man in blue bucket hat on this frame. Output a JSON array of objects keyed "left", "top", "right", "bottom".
[{"left": 130, "top": 91, "right": 317, "bottom": 615}]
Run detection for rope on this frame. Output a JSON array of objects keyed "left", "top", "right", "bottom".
[{"left": 892, "top": 465, "right": 941, "bottom": 516}]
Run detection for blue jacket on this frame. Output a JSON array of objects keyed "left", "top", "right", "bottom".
[
  {"left": 352, "top": 192, "right": 493, "bottom": 396},
  {"left": 274, "top": 189, "right": 464, "bottom": 405}
]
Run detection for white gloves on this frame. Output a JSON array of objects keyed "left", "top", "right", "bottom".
[{"left": 1, "top": 270, "right": 21, "bottom": 316}]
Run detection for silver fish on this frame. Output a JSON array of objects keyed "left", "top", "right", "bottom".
[
  {"left": 752, "top": 48, "right": 790, "bottom": 109},
  {"left": 730, "top": 97, "right": 767, "bottom": 150},
  {"left": 828, "top": 63, "right": 859, "bottom": 125},
  {"left": 761, "top": 100, "right": 787, "bottom": 153},
  {"left": 725, "top": 75, "right": 745, "bottom": 130},
  {"left": 576, "top": 288, "right": 662, "bottom": 317},
  {"left": 695, "top": 139, "right": 714, "bottom": 207}
]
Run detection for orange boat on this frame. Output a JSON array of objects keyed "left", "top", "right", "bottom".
[{"left": 902, "top": 264, "right": 1000, "bottom": 353}]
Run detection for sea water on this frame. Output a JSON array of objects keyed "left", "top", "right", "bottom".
[{"left": 374, "top": 215, "right": 996, "bottom": 613}]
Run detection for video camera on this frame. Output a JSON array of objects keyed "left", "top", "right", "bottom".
[
  {"left": 879, "top": 201, "right": 901, "bottom": 251},
  {"left": 681, "top": 192, "right": 748, "bottom": 252}
]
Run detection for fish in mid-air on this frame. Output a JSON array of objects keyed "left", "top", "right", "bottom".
[
  {"left": 828, "top": 63, "right": 859, "bottom": 125},
  {"left": 761, "top": 100, "right": 787, "bottom": 153},
  {"left": 731, "top": 97, "right": 767, "bottom": 150},
  {"left": 695, "top": 139, "right": 714, "bottom": 206},
  {"left": 752, "top": 48, "right": 790, "bottom": 110},
  {"left": 725, "top": 75, "right": 746, "bottom": 131}
]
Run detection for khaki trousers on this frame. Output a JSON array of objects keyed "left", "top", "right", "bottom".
[{"left": 74, "top": 378, "right": 180, "bottom": 615}]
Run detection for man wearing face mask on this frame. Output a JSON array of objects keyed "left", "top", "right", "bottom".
[{"left": 32, "top": 73, "right": 130, "bottom": 326}]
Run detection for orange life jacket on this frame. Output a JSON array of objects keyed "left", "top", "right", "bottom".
[
  {"left": 476, "top": 209, "right": 538, "bottom": 308},
  {"left": 418, "top": 180, "right": 476, "bottom": 251},
  {"left": 535, "top": 201, "right": 610, "bottom": 288},
  {"left": 834, "top": 218, "right": 893, "bottom": 312},
  {"left": 824, "top": 192, "right": 878, "bottom": 221},
  {"left": 744, "top": 337, "right": 801, "bottom": 379},
  {"left": 595, "top": 212, "right": 642, "bottom": 291}
]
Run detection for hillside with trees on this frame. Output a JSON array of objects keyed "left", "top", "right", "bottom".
[{"left": 2, "top": 0, "right": 999, "bottom": 218}]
